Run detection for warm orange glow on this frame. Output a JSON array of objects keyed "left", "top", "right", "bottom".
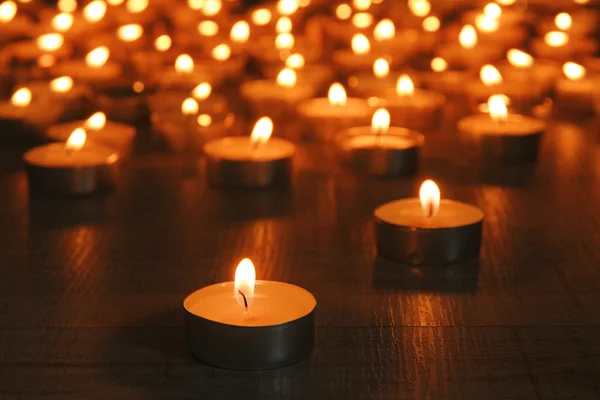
[
  {"left": 50, "top": 76, "right": 73, "bottom": 93},
  {"left": 563, "top": 61, "right": 586, "bottom": 80},
  {"left": 251, "top": 8, "right": 271, "bottom": 25},
  {"left": 230, "top": 20, "right": 250, "bottom": 43},
  {"left": 192, "top": 82, "right": 212, "bottom": 100},
  {"left": 154, "top": 34, "right": 171, "bottom": 51},
  {"left": 373, "top": 19, "right": 395, "bottom": 41},
  {"left": 277, "top": 0, "right": 298, "bottom": 15},
  {"left": 371, "top": 108, "right": 390, "bottom": 135},
  {"left": 83, "top": 0, "right": 106, "bottom": 23},
  {"left": 202, "top": 0, "right": 221, "bottom": 16},
  {"left": 574, "top": 0, "right": 589, "bottom": 3},
  {"left": 250, "top": 117, "right": 273, "bottom": 148},
  {"left": 85, "top": 46, "right": 109, "bottom": 68},
  {"left": 373, "top": 58, "right": 389, "bottom": 78},
  {"left": 234, "top": 258, "right": 256, "bottom": 310},
  {"left": 351, "top": 33, "right": 370, "bottom": 55},
  {"left": 86, "top": 112, "right": 106, "bottom": 130},
  {"left": 275, "top": 33, "right": 294, "bottom": 50},
  {"left": 197, "top": 114, "right": 212, "bottom": 127},
  {"left": 335, "top": 3, "right": 351, "bottom": 20},
  {"left": 11, "top": 87, "right": 31, "bottom": 107},
  {"left": 0, "top": 1, "right": 17, "bottom": 23},
  {"left": 555, "top": 12, "right": 572, "bottom": 30},
  {"left": 488, "top": 94, "right": 508, "bottom": 122},
  {"left": 181, "top": 97, "right": 199, "bottom": 115},
  {"left": 496, "top": 0, "right": 515, "bottom": 4},
  {"left": 212, "top": 44, "right": 231, "bottom": 61},
  {"left": 353, "top": 0, "right": 371, "bottom": 11},
  {"left": 545, "top": 31, "right": 568, "bottom": 47},
  {"left": 118, "top": 24, "right": 143, "bottom": 42},
  {"left": 422, "top": 15, "right": 440, "bottom": 32},
  {"left": 483, "top": 3, "right": 501, "bottom": 18},
  {"left": 188, "top": 0, "right": 203, "bottom": 10},
  {"left": 328, "top": 83, "right": 347, "bottom": 106},
  {"left": 507, "top": 48, "right": 533, "bottom": 68},
  {"left": 459, "top": 25, "right": 477, "bottom": 49},
  {"left": 198, "top": 20, "right": 219, "bottom": 36},
  {"left": 419, "top": 180, "right": 440, "bottom": 217},
  {"left": 475, "top": 14, "right": 499, "bottom": 32},
  {"left": 58, "top": 0, "right": 77, "bottom": 12},
  {"left": 431, "top": 57, "right": 447, "bottom": 72},
  {"left": 276, "top": 16, "right": 292, "bottom": 33},
  {"left": 133, "top": 81, "right": 144, "bottom": 93},
  {"left": 276, "top": 68, "right": 297, "bottom": 87},
  {"left": 175, "top": 54, "right": 194, "bottom": 73},
  {"left": 65, "top": 128, "right": 86, "bottom": 151},
  {"left": 126, "top": 0, "right": 148, "bottom": 13},
  {"left": 480, "top": 64, "right": 502, "bottom": 85},
  {"left": 107, "top": 0, "right": 124, "bottom": 4},
  {"left": 286, "top": 53, "right": 304, "bottom": 69},
  {"left": 408, "top": 0, "right": 431, "bottom": 17},
  {"left": 36, "top": 34, "right": 64, "bottom": 52},
  {"left": 38, "top": 54, "right": 55, "bottom": 68},
  {"left": 52, "top": 13, "right": 73, "bottom": 32},
  {"left": 396, "top": 75, "right": 414, "bottom": 96},
  {"left": 351, "top": 12, "right": 372, "bottom": 28}
]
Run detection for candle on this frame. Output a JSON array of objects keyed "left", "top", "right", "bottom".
[
  {"left": 348, "top": 58, "right": 399, "bottom": 98},
  {"left": 51, "top": 46, "right": 122, "bottom": 87},
  {"left": 375, "top": 179, "right": 484, "bottom": 265},
  {"left": 260, "top": 53, "right": 334, "bottom": 89},
  {"left": 25, "top": 76, "right": 92, "bottom": 121},
  {"left": 333, "top": 33, "right": 399, "bottom": 73},
  {"left": 437, "top": 24, "right": 503, "bottom": 69},
  {"left": 4, "top": 32, "right": 72, "bottom": 64},
  {"left": 531, "top": 31, "right": 597, "bottom": 61},
  {"left": 337, "top": 108, "right": 424, "bottom": 177},
  {"left": 297, "top": 83, "right": 373, "bottom": 142},
  {"left": 496, "top": 49, "right": 561, "bottom": 88},
  {"left": 536, "top": 11, "right": 598, "bottom": 38},
  {"left": 0, "top": 0, "right": 34, "bottom": 41},
  {"left": 24, "top": 128, "right": 119, "bottom": 195},
  {"left": 0, "top": 87, "right": 64, "bottom": 130},
  {"left": 155, "top": 53, "right": 225, "bottom": 90},
  {"left": 420, "top": 57, "right": 470, "bottom": 96},
  {"left": 555, "top": 62, "right": 599, "bottom": 115},
  {"left": 203, "top": 117, "right": 295, "bottom": 188},
  {"left": 184, "top": 258, "right": 316, "bottom": 370},
  {"left": 370, "top": 19, "right": 423, "bottom": 57},
  {"left": 461, "top": 1, "right": 531, "bottom": 27},
  {"left": 458, "top": 95, "right": 546, "bottom": 162}
]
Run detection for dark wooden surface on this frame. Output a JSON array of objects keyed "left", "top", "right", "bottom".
[{"left": 2, "top": 106, "right": 600, "bottom": 399}]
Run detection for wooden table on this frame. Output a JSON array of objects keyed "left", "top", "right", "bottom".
[{"left": 1, "top": 107, "right": 600, "bottom": 399}]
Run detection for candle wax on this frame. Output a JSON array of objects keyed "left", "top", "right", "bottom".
[
  {"left": 375, "top": 198, "right": 484, "bottom": 229},
  {"left": 298, "top": 98, "right": 372, "bottom": 119},
  {"left": 240, "top": 80, "right": 317, "bottom": 104},
  {"left": 459, "top": 114, "right": 545, "bottom": 136},
  {"left": 24, "top": 143, "right": 118, "bottom": 168},
  {"left": 47, "top": 120, "right": 136, "bottom": 149},
  {"left": 204, "top": 137, "right": 295, "bottom": 161},
  {"left": 52, "top": 61, "right": 122, "bottom": 83},
  {"left": 343, "top": 134, "right": 416, "bottom": 149},
  {"left": 377, "top": 89, "right": 445, "bottom": 109},
  {"left": 556, "top": 78, "right": 599, "bottom": 96},
  {"left": 184, "top": 281, "right": 316, "bottom": 327}
]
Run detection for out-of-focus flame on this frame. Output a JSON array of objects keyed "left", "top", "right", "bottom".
[
  {"left": 83, "top": 0, "right": 106, "bottom": 23},
  {"left": 126, "top": 0, "right": 148, "bottom": 13},
  {"left": 276, "top": 16, "right": 292, "bottom": 33},
  {"left": 480, "top": 64, "right": 502, "bottom": 85},
  {"left": 459, "top": 24, "right": 477, "bottom": 48},
  {"left": 422, "top": 15, "right": 440, "bottom": 32},
  {"left": 286, "top": 53, "right": 304, "bottom": 69},
  {"left": 65, "top": 128, "right": 86, "bottom": 151},
  {"left": 202, "top": 0, "right": 221, "bottom": 16},
  {"left": 188, "top": 0, "right": 203, "bottom": 10},
  {"left": 198, "top": 20, "right": 219, "bottom": 36},
  {"left": 563, "top": 61, "right": 585, "bottom": 80},
  {"left": 192, "top": 82, "right": 212, "bottom": 100},
  {"left": 58, "top": 0, "right": 77, "bottom": 13},
  {"left": 353, "top": 0, "right": 371, "bottom": 11},
  {"left": 11, "top": 87, "right": 31, "bottom": 107},
  {"left": 0, "top": 0, "right": 16, "bottom": 22},
  {"left": 154, "top": 34, "right": 171, "bottom": 51},
  {"left": 408, "top": 0, "right": 431, "bottom": 17},
  {"left": 86, "top": 111, "right": 106, "bottom": 130},
  {"left": 276, "top": 68, "right": 297, "bottom": 87},
  {"left": 419, "top": 179, "right": 440, "bottom": 218},
  {"left": 234, "top": 258, "right": 256, "bottom": 311},
  {"left": 373, "top": 58, "right": 389, "bottom": 78},
  {"left": 277, "top": 0, "right": 298, "bottom": 15},
  {"left": 431, "top": 57, "right": 447, "bottom": 72},
  {"left": 175, "top": 54, "right": 194, "bottom": 73},
  {"left": 212, "top": 43, "right": 231, "bottom": 60},
  {"left": 371, "top": 108, "right": 390, "bottom": 135},
  {"left": 497, "top": 0, "right": 515, "bottom": 4},
  {"left": 230, "top": 20, "right": 250, "bottom": 43},
  {"left": 36, "top": 33, "right": 64, "bottom": 51},
  {"left": 475, "top": 14, "right": 499, "bottom": 32},
  {"left": 251, "top": 8, "right": 271, "bottom": 25},
  {"left": 483, "top": 2, "right": 501, "bottom": 18},
  {"left": 133, "top": 81, "right": 144, "bottom": 93},
  {"left": 507, "top": 48, "right": 533, "bottom": 68},
  {"left": 52, "top": 13, "right": 74, "bottom": 32},
  {"left": 488, "top": 94, "right": 508, "bottom": 122},
  {"left": 197, "top": 114, "right": 212, "bottom": 127},
  {"left": 117, "top": 24, "right": 143, "bottom": 42},
  {"left": 250, "top": 117, "right": 273, "bottom": 150},
  {"left": 545, "top": 31, "right": 568, "bottom": 47},
  {"left": 396, "top": 74, "right": 414, "bottom": 96},
  {"left": 555, "top": 12, "right": 572, "bottom": 30},
  {"left": 50, "top": 76, "right": 73, "bottom": 93},
  {"left": 328, "top": 83, "right": 347, "bottom": 106},
  {"left": 181, "top": 97, "right": 199, "bottom": 115},
  {"left": 373, "top": 19, "right": 395, "bottom": 41},
  {"left": 275, "top": 32, "right": 294, "bottom": 50},
  {"left": 335, "top": 3, "right": 351, "bottom": 20},
  {"left": 351, "top": 12, "right": 372, "bottom": 28},
  {"left": 351, "top": 33, "right": 370, "bottom": 55},
  {"left": 85, "top": 46, "right": 109, "bottom": 68}
]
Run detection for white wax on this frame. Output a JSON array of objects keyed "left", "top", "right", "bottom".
[
  {"left": 204, "top": 136, "right": 295, "bottom": 161},
  {"left": 340, "top": 128, "right": 422, "bottom": 150},
  {"left": 184, "top": 281, "right": 316, "bottom": 327},
  {"left": 459, "top": 114, "right": 545, "bottom": 136},
  {"left": 240, "top": 80, "right": 317, "bottom": 104},
  {"left": 24, "top": 143, "right": 118, "bottom": 168},
  {"left": 375, "top": 198, "right": 484, "bottom": 229},
  {"left": 47, "top": 120, "right": 136, "bottom": 151},
  {"left": 51, "top": 61, "right": 122, "bottom": 84},
  {"left": 297, "top": 98, "right": 372, "bottom": 119}
]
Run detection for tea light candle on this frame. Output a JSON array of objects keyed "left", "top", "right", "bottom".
[
  {"left": 26, "top": 76, "right": 92, "bottom": 120},
  {"left": 332, "top": 33, "right": 401, "bottom": 73},
  {"left": 420, "top": 57, "right": 470, "bottom": 96},
  {"left": 184, "top": 258, "right": 316, "bottom": 370},
  {"left": 369, "top": 19, "right": 422, "bottom": 57},
  {"left": 347, "top": 58, "right": 400, "bottom": 98},
  {"left": 337, "top": 108, "right": 424, "bottom": 177},
  {"left": 536, "top": 11, "right": 598, "bottom": 38},
  {"left": 437, "top": 25, "right": 503, "bottom": 69},
  {"left": 555, "top": 62, "right": 599, "bottom": 114},
  {"left": 297, "top": 83, "right": 373, "bottom": 142},
  {"left": 458, "top": 95, "right": 546, "bottom": 162},
  {"left": 261, "top": 53, "right": 334, "bottom": 89},
  {"left": 0, "top": 0, "right": 34, "bottom": 41},
  {"left": 375, "top": 179, "right": 484, "bottom": 265},
  {"left": 24, "top": 128, "right": 119, "bottom": 195},
  {"left": 51, "top": 46, "right": 122, "bottom": 87},
  {"left": 155, "top": 53, "right": 221, "bottom": 90},
  {"left": 0, "top": 87, "right": 64, "bottom": 130},
  {"left": 47, "top": 112, "right": 136, "bottom": 156},
  {"left": 462, "top": 2, "right": 530, "bottom": 27},
  {"left": 4, "top": 32, "right": 72, "bottom": 63},
  {"left": 531, "top": 31, "right": 597, "bottom": 61},
  {"left": 496, "top": 49, "right": 561, "bottom": 88},
  {"left": 204, "top": 117, "right": 295, "bottom": 188}
]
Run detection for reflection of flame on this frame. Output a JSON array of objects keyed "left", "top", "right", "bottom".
[
  {"left": 86, "top": 112, "right": 106, "bottom": 130},
  {"left": 181, "top": 98, "right": 199, "bottom": 115},
  {"left": 0, "top": 0, "right": 17, "bottom": 23},
  {"left": 328, "top": 83, "right": 347, "bottom": 106},
  {"left": 371, "top": 108, "right": 390, "bottom": 135},
  {"left": 419, "top": 180, "right": 440, "bottom": 217},
  {"left": 175, "top": 54, "right": 194, "bottom": 73},
  {"left": 563, "top": 62, "right": 585, "bottom": 80},
  {"left": 212, "top": 44, "right": 231, "bottom": 61},
  {"left": 286, "top": 53, "right": 304, "bottom": 69},
  {"left": 250, "top": 117, "right": 273, "bottom": 147},
  {"left": 198, "top": 20, "right": 219, "bottom": 36},
  {"left": 52, "top": 13, "right": 74, "bottom": 32},
  {"left": 422, "top": 15, "right": 440, "bottom": 32},
  {"left": 11, "top": 87, "right": 31, "bottom": 107},
  {"left": 555, "top": 12, "right": 572, "bottom": 30},
  {"left": 117, "top": 24, "right": 143, "bottom": 42},
  {"left": 36, "top": 33, "right": 64, "bottom": 51},
  {"left": 335, "top": 3, "right": 351, "bottom": 20},
  {"left": 373, "top": 58, "right": 389, "bottom": 78},
  {"left": 373, "top": 19, "right": 395, "bottom": 41},
  {"left": 396, "top": 75, "right": 414, "bottom": 96},
  {"left": 545, "top": 31, "right": 568, "bottom": 47},
  {"left": 154, "top": 34, "right": 171, "bottom": 51},
  {"left": 459, "top": 25, "right": 477, "bottom": 48},
  {"left": 50, "top": 76, "right": 73, "bottom": 93},
  {"left": 276, "top": 16, "right": 292, "bottom": 33},
  {"left": 408, "top": 0, "right": 431, "bottom": 17},
  {"left": 275, "top": 33, "right": 294, "bottom": 50},
  {"left": 276, "top": 68, "right": 296, "bottom": 87},
  {"left": 234, "top": 258, "right": 256, "bottom": 310},
  {"left": 507, "top": 48, "right": 533, "bottom": 68},
  {"left": 352, "top": 12, "right": 372, "bottom": 28},
  {"left": 251, "top": 8, "right": 271, "bottom": 25},
  {"left": 192, "top": 82, "right": 212, "bottom": 100},
  {"left": 65, "top": 128, "right": 86, "bottom": 151},
  {"left": 480, "top": 64, "right": 502, "bottom": 86},
  {"left": 483, "top": 2, "right": 501, "bottom": 18},
  {"left": 83, "top": 0, "right": 106, "bottom": 23},
  {"left": 488, "top": 94, "right": 508, "bottom": 122},
  {"left": 85, "top": 46, "right": 109, "bottom": 68},
  {"left": 230, "top": 21, "right": 250, "bottom": 43},
  {"left": 431, "top": 57, "right": 447, "bottom": 72},
  {"left": 351, "top": 33, "right": 370, "bottom": 55}
]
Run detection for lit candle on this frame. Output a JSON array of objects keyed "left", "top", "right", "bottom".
[
  {"left": 0, "top": 87, "right": 64, "bottom": 129},
  {"left": 375, "top": 179, "right": 484, "bottom": 265},
  {"left": 24, "top": 127, "right": 119, "bottom": 195},
  {"left": 337, "top": 108, "right": 424, "bottom": 176},
  {"left": 536, "top": 11, "right": 598, "bottom": 38},
  {"left": 297, "top": 83, "right": 373, "bottom": 142},
  {"left": 333, "top": 33, "right": 397, "bottom": 73},
  {"left": 531, "top": 30, "right": 597, "bottom": 61},
  {"left": 50, "top": 46, "right": 122, "bottom": 86},
  {"left": 184, "top": 258, "right": 316, "bottom": 369},
  {"left": 420, "top": 56, "right": 470, "bottom": 96},
  {"left": 437, "top": 24, "right": 502, "bottom": 69},
  {"left": 461, "top": 1, "right": 530, "bottom": 27},
  {"left": 496, "top": 48, "right": 561, "bottom": 88},
  {"left": 458, "top": 94, "right": 546, "bottom": 162},
  {"left": 555, "top": 62, "right": 598, "bottom": 115},
  {"left": 203, "top": 117, "right": 295, "bottom": 188}
]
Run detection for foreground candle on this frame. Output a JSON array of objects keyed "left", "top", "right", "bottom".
[
  {"left": 24, "top": 128, "right": 119, "bottom": 195},
  {"left": 184, "top": 258, "right": 317, "bottom": 370},
  {"left": 203, "top": 117, "right": 295, "bottom": 188},
  {"left": 337, "top": 108, "right": 424, "bottom": 177},
  {"left": 458, "top": 95, "right": 546, "bottom": 162},
  {"left": 375, "top": 180, "right": 484, "bottom": 265}
]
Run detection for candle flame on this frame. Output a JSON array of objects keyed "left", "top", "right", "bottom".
[
  {"left": 125, "top": 0, "right": 148, "bottom": 13},
  {"left": 286, "top": 53, "right": 304, "bottom": 69},
  {"left": 488, "top": 94, "right": 508, "bottom": 122},
  {"left": 275, "top": 33, "right": 294, "bottom": 50},
  {"left": 212, "top": 44, "right": 231, "bottom": 61},
  {"left": 234, "top": 258, "right": 256, "bottom": 311},
  {"left": 230, "top": 20, "right": 250, "bottom": 43},
  {"left": 250, "top": 116, "right": 273, "bottom": 147},
  {"left": 563, "top": 62, "right": 585, "bottom": 80},
  {"left": 371, "top": 108, "right": 390, "bottom": 135},
  {"left": 277, "top": 0, "right": 298, "bottom": 15},
  {"left": 373, "top": 58, "right": 389, "bottom": 78},
  {"left": 335, "top": 3, "right": 351, "bottom": 20},
  {"left": 475, "top": 14, "right": 499, "bottom": 32},
  {"left": 574, "top": 0, "right": 589, "bottom": 3},
  {"left": 545, "top": 31, "right": 568, "bottom": 47},
  {"left": 353, "top": 0, "right": 371, "bottom": 11},
  {"left": 181, "top": 97, "right": 199, "bottom": 115},
  {"left": 555, "top": 12, "right": 572, "bottom": 30},
  {"left": 50, "top": 76, "right": 73, "bottom": 93},
  {"left": 351, "top": 12, "right": 372, "bottom": 28},
  {"left": 459, "top": 25, "right": 477, "bottom": 49},
  {"left": 85, "top": 46, "right": 109, "bottom": 68},
  {"left": 65, "top": 128, "right": 86, "bottom": 151},
  {"left": 507, "top": 48, "right": 533, "bottom": 68},
  {"left": 51, "top": 13, "right": 73, "bottom": 32},
  {"left": 192, "top": 82, "right": 212, "bottom": 100},
  {"left": 480, "top": 64, "right": 502, "bottom": 86},
  {"left": 83, "top": 0, "right": 106, "bottom": 23},
  {"left": 0, "top": 0, "right": 16, "bottom": 23},
  {"left": 133, "top": 81, "right": 144, "bottom": 93},
  {"left": 497, "top": 0, "right": 515, "bottom": 4},
  {"left": 154, "top": 34, "right": 171, "bottom": 51},
  {"left": 422, "top": 15, "right": 440, "bottom": 32},
  {"left": 175, "top": 54, "right": 194, "bottom": 73},
  {"left": 431, "top": 57, "right": 447, "bottom": 72},
  {"left": 483, "top": 2, "right": 501, "bottom": 18},
  {"left": 419, "top": 180, "right": 440, "bottom": 218},
  {"left": 11, "top": 87, "right": 31, "bottom": 107},
  {"left": 197, "top": 114, "right": 212, "bottom": 127},
  {"left": 36, "top": 33, "right": 64, "bottom": 51},
  {"left": 396, "top": 75, "right": 414, "bottom": 96},
  {"left": 198, "top": 20, "right": 219, "bottom": 36},
  {"left": 276, "top": 68, "right": 297, "bottom": 87},
  {"left": 328, "top": 83, "right": 347, "bottom": 106},
  {"left": 408, "top": 0, "right": 431, "bottom": 17},
  {"left": 276, "top": 16, "right": 292, "bottom": 33},
  {"left": 107, "top": 0, "right": 124, "bottom": 4},
  {"left": 351, "top": 33, "right": 370, "bottom": 55},
  {"left": 188, "top": 0, "right": 203, "bottom": 10},
  {"left": 251, "top": 8, "right": 271, "bottom": 26},
  {"left": 38, "top": 54, "right": 56, "bottom": 68},
  {"left": 202, "top": 0, "right": 221, "bottom": 16},
  {"left": 58, "top": 0, "right": 77, "bottom": 12},
  {"left": 117, "top": 24, "right": 143, "bottom": 42},
  {"left": 86, "top": 112, "right": 106, "bottom": 130},
  {"left": 373, "top": 19, "right": 395, "bottom": 41}
]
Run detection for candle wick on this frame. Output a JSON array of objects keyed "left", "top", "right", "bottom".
[
  {"left": 427, "top": 202, "right": 433, "bottom": 218},
  {"left": 251, "top": 140, "right": 260, "bottom": 159},
  {"left": 237, "top": 289, "right": 249, "bottom": 315}
]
